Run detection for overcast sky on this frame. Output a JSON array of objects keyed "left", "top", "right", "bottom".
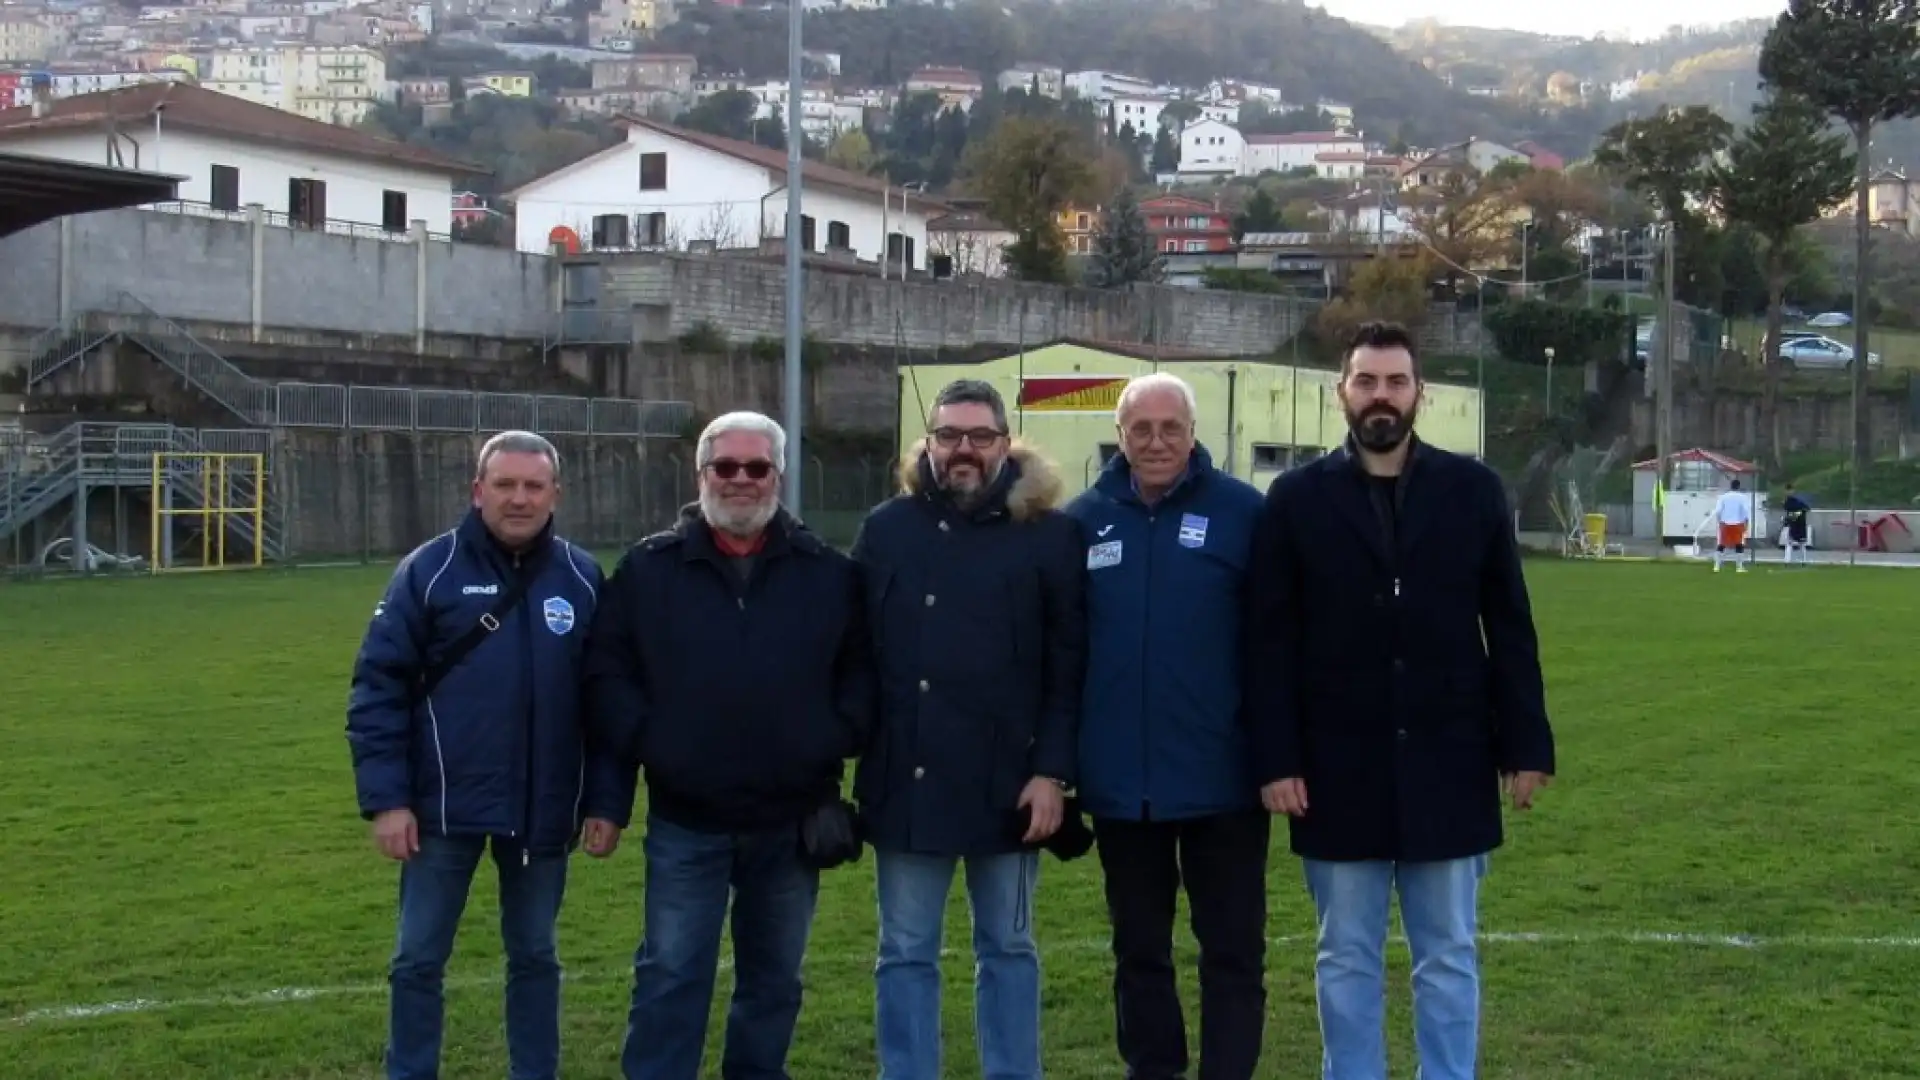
[{"left": 1313, "top": 0, "right": 1786, "bottom": 40}]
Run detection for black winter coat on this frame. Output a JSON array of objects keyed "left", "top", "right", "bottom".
[
  {"left": 583, "top": 507, "right": 876, "bottom": 834},
  {"left": 850, "top": 443, "right": 1088, "bottom": 857},
  {"left": 1244, "top": 439, "right": 1556, "bottom": 863}
]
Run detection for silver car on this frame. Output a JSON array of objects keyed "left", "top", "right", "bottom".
[{"left": 1778, "top": 335, "right": 1881, "bottom": 369}]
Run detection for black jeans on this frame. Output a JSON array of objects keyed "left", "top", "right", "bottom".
[{"left": 1093, "top": 809, "right": 1271, "bottom": 1080}]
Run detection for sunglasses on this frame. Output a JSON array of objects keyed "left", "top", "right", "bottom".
[
  {"left": 707, "top": 458, "right": 775, "bottom": 480},
  {"left": 930, "top": 426, "right": 1005, "bottom": 450}
]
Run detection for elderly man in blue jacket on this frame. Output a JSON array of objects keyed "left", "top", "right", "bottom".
[
  {"left": 347, "top": 429, "right": 629, "bottom": 1080},
  {"left": 1063, "top": 372, "right": 1271, "bottom": 1080}
]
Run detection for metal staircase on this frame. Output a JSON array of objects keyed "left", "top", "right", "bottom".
[
  {"left": 1, "top": 423, "right": 285, "bottom": 563},
  {"left": 26, "top": 292, "right": 275, "bottom": 427}
]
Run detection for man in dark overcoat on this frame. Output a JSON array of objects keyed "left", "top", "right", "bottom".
[
  {"left": 1244, "top": 320, "right": 1556, "bottom": 1080},
  {"left": 850, "top": 377, "right": 1088, "bottom": 1080}
]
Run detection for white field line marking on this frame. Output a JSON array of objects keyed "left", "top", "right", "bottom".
[{"left": 10, "top": 929, "right": 1920, "bottom": 1027}]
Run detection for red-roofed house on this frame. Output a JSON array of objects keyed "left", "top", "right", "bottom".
[
  {"left": 505, "top": 113, "right": 949, "bottom": 271},
  {"left": 904, "top": 67, "right": 983, "bottom": 112},
  {"left": 1242, "top": 130, "right": 1364, "bottom": 175},
  {"left": 1138, "top": 193, "right": 1232, "bottom": 254},
  {"left": 0, "top": 82, "right": 481, "bottom": 234},
  {"left": 1513, "top": 140, "right": 1565, "bottom": 172}
]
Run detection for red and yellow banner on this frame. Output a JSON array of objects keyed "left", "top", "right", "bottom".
[{"left": 1018, "top": 376, "right": 1127, "bottom": 413}]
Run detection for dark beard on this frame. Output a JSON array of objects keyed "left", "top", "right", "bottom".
[{"left": 1347, "top": 404, "right": 1415, "bottom": 452}]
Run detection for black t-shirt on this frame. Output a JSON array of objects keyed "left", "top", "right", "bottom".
[{"left": 1370, "top": 473, "right": 1399, "bottom": 544}]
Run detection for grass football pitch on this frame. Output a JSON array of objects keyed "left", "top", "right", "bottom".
[{"left": 3, "top": 558, "right": 1917, "bottom": 1080}]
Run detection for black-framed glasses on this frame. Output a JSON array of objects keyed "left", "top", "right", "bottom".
[
  {"left": 930, "top": 426, "right": 1006, "bottom": 450},
  {"left": 708, "top": 458, "right": 775, "bottom": 480}
]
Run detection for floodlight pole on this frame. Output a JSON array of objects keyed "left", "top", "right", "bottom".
[{"left": 781, "top": 0, "right": 805, "bottom": 516}]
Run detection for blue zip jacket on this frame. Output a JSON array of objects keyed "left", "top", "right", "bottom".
[
  {"left": 346, "top": 509, "right": 630, "bottom": 855},
  {"left": 1062, "top": 444, "right": 1264, "bottom": 822}
]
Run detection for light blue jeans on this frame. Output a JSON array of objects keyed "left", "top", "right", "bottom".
[
  {"left": 1302, "top": 855, "right": 1489, "bottom": 1080},
  {"left": 873, "top": 849, "right": 1042, "bottom": 1080}
]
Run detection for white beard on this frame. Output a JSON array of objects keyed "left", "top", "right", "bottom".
[{"left": 700, "top": 488, "right": 778, "bottom": 536}]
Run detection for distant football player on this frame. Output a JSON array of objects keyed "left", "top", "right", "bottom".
[
  {"left": 1712, "top": 480, "right": 1752, "bottom": 573},
  {"left": 1781, "top": 483, "right": 1812, "bottom": 565}
]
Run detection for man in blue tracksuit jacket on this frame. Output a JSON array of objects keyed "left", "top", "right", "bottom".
[
  {"left": 1062, "top": 373, "right": 1271, "bottom": 1080},
  {"left": 346, "top": 430, "right": 631, "bottom": 1080}
]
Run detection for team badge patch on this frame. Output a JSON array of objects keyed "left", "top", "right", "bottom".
[
  {"left": 1087, "top": 540, "right": 1123, "bottom": 570},
  {"left": 542, "top": 596, "right": 576, "bottom": 635},
  {"left": 1177, "top": 513, "right": 1209, "bottom": 549}
]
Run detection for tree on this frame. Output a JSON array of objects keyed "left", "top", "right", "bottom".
[
  {"left": 823, "top": 129, "right": 876, "bottom": 173},
  {"left": 1149, "top": 128, "right": 1179, "bottom": 174},
  {"left": 963, "top": 116, "right": 1097, "bottom": 284},
  {"left": 1760, "top": 0, "right": 1920, "bottom": 485},
  {"left": 1315, "top": 254, "right": 1434, "bottom": 350},
  {"left": 1399, "top": 175, "right": 1514, "bottom": 294},
  {"left": 1232, "top": 188, "right": 1283, "bottom": 240},
  {"left": 1084, "top": 187, "right": 1163, "bottom": 288},
  {"left": 1713, "top": 90, "right": 1857, "bottom": 466},
  {"left": 1592, "top": 106, "right": 1734, "bottom": 307}
]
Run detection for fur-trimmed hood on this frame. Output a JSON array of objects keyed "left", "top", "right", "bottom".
[{"left": 898, "top": 439, "right": 1064, "bottom": 523}]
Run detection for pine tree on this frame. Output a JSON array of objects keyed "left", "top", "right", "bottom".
[{"left": 1084, "top": 187, "right": 1163, "bottom": 288}]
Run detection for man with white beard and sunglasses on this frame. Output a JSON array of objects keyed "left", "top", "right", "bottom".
[
  {"left": 1244, "top": 321, "right": 1556, "bottom": 1080},
  {"left": 583, "top": 410, "right": 876, "bottom": 1080}
]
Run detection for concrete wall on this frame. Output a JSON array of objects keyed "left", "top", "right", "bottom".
[
  {"left": 272, "top": 428, "right": 893, "bottom": 560},
  {"left": 1630, "top": 388, "right": 1916, "bottom": 458},
  {"left": 560, "top": 341, "right": 904, "bottom": 433},
  {"left": 581, "top": 254, "right": 1316, "bottom": 357},
  {"left": 0, "top": 207, "right": 555, "bottom": 348}
]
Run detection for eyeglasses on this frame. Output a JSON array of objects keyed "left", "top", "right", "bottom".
[
  {"left": 707, "top": 458, "right": 775, "bottom": 480},
  {"left": 1123, "top": 421, "right": 1194, "bottom": 446},
  {"left": 930, "top": 427, "right": 1005, "bottom": 450}
]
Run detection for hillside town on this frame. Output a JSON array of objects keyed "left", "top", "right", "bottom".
[
  {"left": 0, "top": 0, "right": 1599, "bottom": 274},
  {"left": 4, "top": 0, "right": 1920, "bottom": 301}
]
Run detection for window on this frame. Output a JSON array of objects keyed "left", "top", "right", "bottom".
[
  {"left": 826, "top": 220, "right": 850, "bottom": 249},
  {"left": 1076, "top": 213, "right": 1089, "bottom": 231},
  {"left": 381, "top": 190, "right": 407, "bottom": 233},
  {"left": 800, "top": 214, "right": 816, "bottom": 251},
  {"left": 288, "top": 177, "right": 326, "bottom": 229},
  {"left": 1098, "top": 443, "right": 1121, "bottom": 465},
  {"left": 639, "top": 211, "right": 666, "bottom": 245},
  {"left": 1252, "top": 443, "right": 1287, "bottom": 470},
  {"left": 209, "top": 164, "right": 240, "bottom": 212},
  {"left": 1163, "top": 239, "right": 1176, "bottom": 252},
  {"left": 590, "top": 213, "right": 629, "bottom": 249},
  {"left": 1184, "top": 239, "right": 1205, "bottom": 252},
  {"left": 886, "top": 232, "right": 915, "bottom": 270},
  {"left": 639, "top": 151, "right": 667, "bottom": 190}
]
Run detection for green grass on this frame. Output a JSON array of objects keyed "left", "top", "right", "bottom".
[{"left": 4, "top": 560, "right": 1920, "bottom": 1079}]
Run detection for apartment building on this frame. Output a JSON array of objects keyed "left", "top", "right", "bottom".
[{"left": 202, "top": 44, "right": 388, "bottom": 127}]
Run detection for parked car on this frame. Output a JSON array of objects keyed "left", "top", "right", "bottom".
[
  {"left": 1807, "top": 311, "right": 1853, "bottom": 328},
  {"left": 1778, "top": 335, "right": 1880, "bottom": 369}
]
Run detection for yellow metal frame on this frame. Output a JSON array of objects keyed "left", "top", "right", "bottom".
[{"left": 149, "top": 451, "right": 267, "bottom": 573}]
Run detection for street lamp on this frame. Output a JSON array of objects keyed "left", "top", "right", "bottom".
[{"left": 1544, "top": 346, "right": 1556, "bottom": 412}]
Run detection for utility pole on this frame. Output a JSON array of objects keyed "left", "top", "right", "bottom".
[
  {"left": 781, "top": 0, "right": 805, "bottom": 515},
  {"left": 1655, "top": 220, "right": 1675, "bottom": 539}
]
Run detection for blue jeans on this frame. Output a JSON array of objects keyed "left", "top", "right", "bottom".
[
  {"left": 874, "top": 849, "right": 1042, "bottom": 1080},
  {"left": 386, "top": 833, "right": 570, "bottom": 1080},
  {"left": 1302, "top": 856, "right": 1488, "bottom": 1080},
  {"left": 620, "top": 814, "right": 821, "bottom": 1080}
]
